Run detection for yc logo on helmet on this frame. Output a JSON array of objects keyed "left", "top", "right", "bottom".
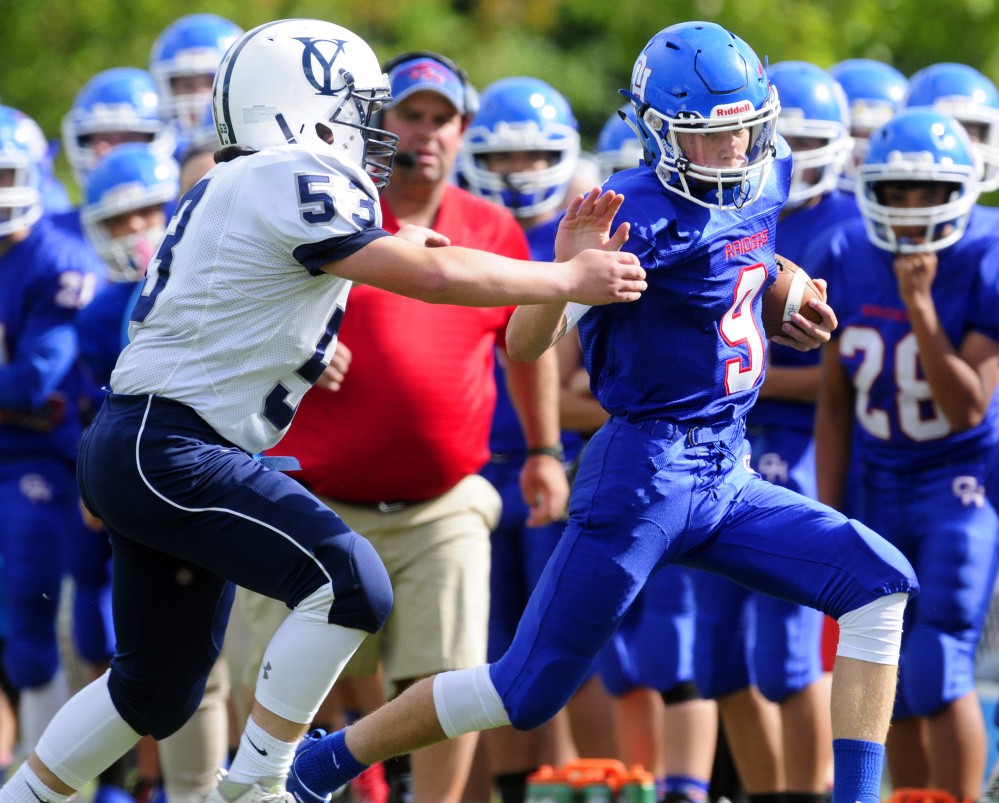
[{"left": 295, "top": 37, "right": 348, "bottom": 95}]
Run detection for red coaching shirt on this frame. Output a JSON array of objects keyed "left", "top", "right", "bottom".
[{"left": 270, "top": 184, "right": 531, "bottom": 503}]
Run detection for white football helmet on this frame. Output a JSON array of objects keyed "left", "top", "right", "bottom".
[{"left": 212, "top": 19, "right": 398, "bottom": 189}]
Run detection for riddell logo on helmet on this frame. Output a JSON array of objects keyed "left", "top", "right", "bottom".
[{"left": 712, "top": 101, "right": 754, "bottom": 118}]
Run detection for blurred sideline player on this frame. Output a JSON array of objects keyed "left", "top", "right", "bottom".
[
  {"left": 815, "top": 108, "right": 999, "bottom": 801},
  {"left": 593, "top": 103, "right": 717, "bottom": 803},
  {"left": 148, "top": 13, "right": 242, "bottom": 158},
  {"left": 690, "top": 60, "right": 857, "bottom": 803},
  {"left": 0, "top": 104, "right": 104, "bottom": 756},
  {"left": 459, "top": 76, "right": 620, "bottom": 802},
  {"left": 829, "top": 59, "right": 907, "bottom": 194},
  {"left": 60, "top": 67, "right": 175, "bottom": 196},
  {"left": 281, "top": 23, "right": 916, "bottom": 803},
  {"left": 899, "top": 65, "right": 999, "bottom": 795}
]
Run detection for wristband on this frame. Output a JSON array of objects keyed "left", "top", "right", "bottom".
[{"left": 526, "top": 444, "right": 565, "bottom": 461}]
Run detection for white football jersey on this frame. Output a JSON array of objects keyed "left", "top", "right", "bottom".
[{"left": 111, "top": 145, "right": 389, "bottom": 453}]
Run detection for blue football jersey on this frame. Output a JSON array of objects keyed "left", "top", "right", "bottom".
[
  {"left": 819, "top": 220, "right": 999, "bottom": 468},
  {"left": 0, "top": 219, "right": 105, "bottom": 465},
  {"left": 579, "top": 139, "right": 793, "bottom": 426},
  {"left": 74, "top": 281, "right": 142, "bottom": 388},
  {"left": 489, "top": 215, "right": 582, "bottom": 459},
  {"left": 749, "top": 190, "right": 860, "bottom": 432}
]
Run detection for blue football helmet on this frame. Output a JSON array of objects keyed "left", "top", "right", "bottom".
[
  {"left": 829, "top": 59, "right": 907, "bottom": 191},
  {"left": 768, "top": 61, "right": 851, "bottom": 208},
  {"left": 857, "top": 109, "right": 979, "bottom": 253},
  {"left": 61, "top": 67, "right": 175, "bottom": 189},
  {"left": 82, "top": 144, "right": 179, "bottom": 281},
  {"left": 902, "top": 63, "right": 999, "bottom": 192},
  {"left": 150, "top": 14, "right": 243, "bottom": 133},
  {"left": 595, "top": 105, "right": 644, "bottom": 179},
  {"left": 460, "top": 77, "right": 580, "bottom": 219},
  {"left": 0, "top": 106, "right": 44, "bottom": 237},
  {"left": 622, "top": 22, "right": 780, "bottom": 211}
]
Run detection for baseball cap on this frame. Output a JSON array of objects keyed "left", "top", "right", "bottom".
[{"left": 386, "top": 56, "right": 467, "bottom": 114}]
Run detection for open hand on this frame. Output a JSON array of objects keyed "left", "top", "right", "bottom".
[{"left": 555, "top": 188, "right": 631, "bottom": 262}]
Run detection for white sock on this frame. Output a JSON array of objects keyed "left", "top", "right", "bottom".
[
  {"left": 18, "top": 670, "right": 69, "bottom": 754},
  {"left": 0, "top": 762, "right": 72, "bottom": 803},
  {"left": 34, "top": 670, "right": 141, "bottom": 790},
  {"left": 226, "top": 716, "right": 298, "bottom": 787}
]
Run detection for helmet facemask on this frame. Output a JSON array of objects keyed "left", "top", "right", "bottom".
[
  {"left": 778, "top": 113, "right": 852, "bottom": 208},
  {"left": 0, "top": 156, "right": 42, "bottom": 238},
  {"left": 858, "top": 157, "right": 979, "bottom": 253},
  {"left": 324, "top": 70, "right": 399, "bottom": 192},
  {"left": 631, "top": 88, "right": 781, "bottom": 211}
]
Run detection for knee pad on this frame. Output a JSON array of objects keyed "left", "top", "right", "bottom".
[
  {"left": 899, "top": 623, "right": 976, "bottom": 717},
  {"left": 3, "top": 638, "right": 60, "bottom": 690},
  {"left": 314, "top": 533, "right": 392, "bottom": 634}
]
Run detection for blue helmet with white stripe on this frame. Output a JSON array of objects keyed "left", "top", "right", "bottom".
[
  {"left": 61, "top": 67, "right": 175, "bottom": 189},
  {"left": 150, "top": 14, "right": 242, "bottom": 133},
  {"left": 460, "top": 77, "right": 580, "bottom": 219},
  {"left": 622, "top": 22, "right": 780, "bottom": 211},
  {"left": 829, "top": 59, "right": 907, "bottom": 192},
  {"left": 857, "top": 108, "right": 979, "bottom": 253},
  {"left": 0, "top": 106, "right": 44, "bottom": 237},
  {"left": 768, "top": 61, "right": 851, "bottom": 207},
  {"left": 82, "top": 144, "right": 179, "bottom": 281},
  {"left": 595, "top": 105, "right": 644, "bottom": 180},
  {"left": 903, "top": 63, "right": 999, "bottom": 192}
]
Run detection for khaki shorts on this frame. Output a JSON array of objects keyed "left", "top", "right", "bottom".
[
  {"left": 236, "top": 474, "right": 499, "bottom": 700},
  {"left": 332, "top": 473, "right": 499, "bottom": 696}
]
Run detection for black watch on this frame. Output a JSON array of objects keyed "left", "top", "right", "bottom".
[{"left": 526, "top": 444, "right": 565, "bottom": 461}]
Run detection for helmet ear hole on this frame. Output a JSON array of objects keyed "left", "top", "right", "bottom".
[{"left": 316, "top": 123, "right": 334, "bottom": 145}]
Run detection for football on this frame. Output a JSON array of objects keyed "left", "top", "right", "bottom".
[{"left": 761, "top": 255, "right": 824, "bottom": 339}]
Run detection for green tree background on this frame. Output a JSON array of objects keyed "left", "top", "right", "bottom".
[{"left": 2, "top": 0, "right": 998, "bottom": 198}]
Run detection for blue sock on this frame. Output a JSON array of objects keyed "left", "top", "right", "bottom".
[
  {"left": 664, "top": 775, "right": 710, "bottom": 803},
  {"left": 294, "top": 729, "right": 368, "bottom": 796},
  {"left": 832, "top": 738, "right": 885, "bottom": 803}
]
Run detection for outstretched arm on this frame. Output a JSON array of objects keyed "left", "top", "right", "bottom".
[
  {"left": 507, "top": 190, "right": 636, "bottom": 362},
  {"left": 321, "top": 220, "right": 643, "bottom": 309}
]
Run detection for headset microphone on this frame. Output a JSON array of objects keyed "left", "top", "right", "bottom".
[{"left": 394, "top": 151, "right": 418, "bottom": 169}]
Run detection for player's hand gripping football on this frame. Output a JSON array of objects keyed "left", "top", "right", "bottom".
[
  {"left": 769, "top": 278, "right": 838, "bottom": 352},
  {"left": 558, "top": 189, "right": 645, "bottom": 305}
]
